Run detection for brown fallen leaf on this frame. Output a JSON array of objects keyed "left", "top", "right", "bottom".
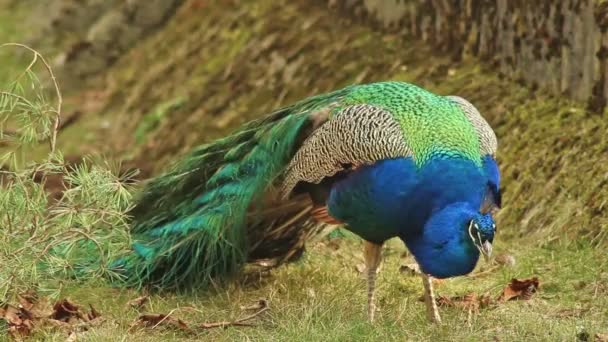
[
  {"left": 1, "top": 303, "right": 35, "bottom": 339},
  {"left": 497, "top": 277, "right": 540, "bottom": 302},
  {"left": 51, "top": 299, "right": 87, "bottom": 323},
  {"left": 132, "top": 313, "right": 193, "bottom": 334},
  {"left": 19, "top": 291, "right": 54, "bottom": 319},
  {"left": 2, "top": 294, "right": 102, "bottom": 339},
  {"left": 127, "top": 295, "right": 149, "bottom": 311},
  {"left": 1, "top": 291, "right": 56, "bottom": 339}
]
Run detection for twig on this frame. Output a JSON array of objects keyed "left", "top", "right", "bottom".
[
  {"left": 129, "top": 309, "right": 194, "bottom": 334},
  {"left": 151, "top": 308, "right": 179, "bottom": 330},
  {"left": 0, "top": 43, "right": 62, "bottom": 154},
  {"left": 199, "top": 321, "right": 255, "bottom": 329},
  {"left": 199, "top": 299, "right": 269, "bottom": 330},
  {"left": 467, "top": 265, "right": 500, "bottom": 278}
]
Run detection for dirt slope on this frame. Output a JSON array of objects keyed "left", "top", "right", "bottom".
[{"left": 6, "top": 0, "right": 607, "bottom": 241}]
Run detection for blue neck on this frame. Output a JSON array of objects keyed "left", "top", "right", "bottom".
[
  {"left": 327, "top": 157, "right": 487, "bottom": 243},
  {"left": 400, "top": 157, "right": 486, "bottom": 237}
]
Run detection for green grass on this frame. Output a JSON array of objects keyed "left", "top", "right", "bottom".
[
  {"left": 25, "top": 238, "right": 608, "bottom": 341},
  {"left": 2, "top": 0, "right": 608, "bottom": 341}
]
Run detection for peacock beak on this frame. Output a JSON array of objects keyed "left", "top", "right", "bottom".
[{"left": 480, "top": 240, "right": 493, "bottom": 262}]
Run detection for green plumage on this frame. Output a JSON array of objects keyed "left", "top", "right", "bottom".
[
  {"left": 115, "top": 89, "right": 349, "bottom": 289},
  {"left": 342, "top": 82, "right": 482, "bottom": 165},
  {"left": 114, "top": 81, "right": 493, "bottom": 290}
]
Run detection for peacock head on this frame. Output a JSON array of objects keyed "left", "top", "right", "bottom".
[
  {"left": 467, "top": 212, "right": 495, "bottom": 262},
  {"left": 403, "top": 203, "right": 497, "bottom": 278}
]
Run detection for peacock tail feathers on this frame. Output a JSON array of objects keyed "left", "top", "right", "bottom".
[{"left": 113, "top": 88, "right": 350, "bottom": 290}]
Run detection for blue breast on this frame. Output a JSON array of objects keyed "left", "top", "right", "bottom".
[{"left": 326, "top": 157, "right": 487, "bottom": 243}]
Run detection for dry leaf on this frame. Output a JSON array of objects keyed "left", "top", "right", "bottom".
[
  {"left": 51, "top": 299, "right": 87, "bottom": 323},
  {"left": 1, "top": 292, "right": 55, "bottom": 339},
  {"left": 127, "top": 295, "right": 149, "bottom": 310},
  {"left": 498, "top": 277, "right": 540, "bottom": 302},
  {"left": 1, "top": 294, "right": 103, "bottom": 339},
  {"left": 1, "top": 304, "right": 35, "bottom": 339},
  {"left": 50, "top": 299, "right": 101, "bottom": 324}
]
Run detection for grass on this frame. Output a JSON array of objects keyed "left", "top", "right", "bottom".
[
  {"left": 1, "top": 0, "right": 608, "bottom": 341},
  {"left": 25, "top": 238, "right": 608, "bottom": 341}
]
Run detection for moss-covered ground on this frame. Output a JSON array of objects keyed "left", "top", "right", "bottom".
[{"left": 2, "top": 0, "right": 607, "bottom": 340}]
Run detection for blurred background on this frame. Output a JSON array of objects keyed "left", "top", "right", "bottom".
[
  {"left": 2, "top": 0, "right": 605, "bottom": 243},
  {"left": 1, "top": 0, "right": 607, "bottom": 340}
]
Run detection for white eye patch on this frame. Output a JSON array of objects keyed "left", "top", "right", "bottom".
[{"left": 468, "top": 221, "right": 484, "bottom": 250}]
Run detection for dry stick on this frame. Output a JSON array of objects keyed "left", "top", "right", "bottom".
[
  {"left": 128, "top": 311, "right": 191, "bottom": 334},
  {"left": 0, "top": 43, "right": 62, "bottom": 154},
  {"left": 12, "top": 48, "right": 38, "bottom": 83},
  {"left": 199, "top": 302, "right": 269, "bottom": 329},
  {"left": 467, "top": 265, "right": 500, "bottom": 278},
  {"left": 151, "top": 308, "right": 180, "bottom": 330},
  {"left": 199, "top": 321, "right": 255, "bottom": 329}
]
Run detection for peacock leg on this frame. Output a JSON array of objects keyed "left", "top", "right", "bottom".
[
  {"left": 421, "top": 273, "right": 442, "bottom": 324},
  {"left": 363, "top": 241, "right": 383, "bottom": 322}
]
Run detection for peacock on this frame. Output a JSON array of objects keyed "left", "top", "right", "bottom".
[{"left": 113, "top": 81, "right": 501, "bottom": 323}]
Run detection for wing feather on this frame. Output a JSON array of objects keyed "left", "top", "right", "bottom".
[
  {"left": 447, "top": 96, "right": 501, "bottom": 212},
  {"left": 281, "top": 104, "right": 412, "bottom": 198}
]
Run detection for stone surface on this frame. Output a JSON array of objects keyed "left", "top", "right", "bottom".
[
  {"left": 30, "top": 0, "right": 184, "bottom": 86},
  {"left": 333, "top": 0, "right": 608, "bottom": 112}
]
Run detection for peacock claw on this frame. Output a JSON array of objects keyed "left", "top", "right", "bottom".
[{"left": 422, "top": 273, "right": 442, "bottom": 324}]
